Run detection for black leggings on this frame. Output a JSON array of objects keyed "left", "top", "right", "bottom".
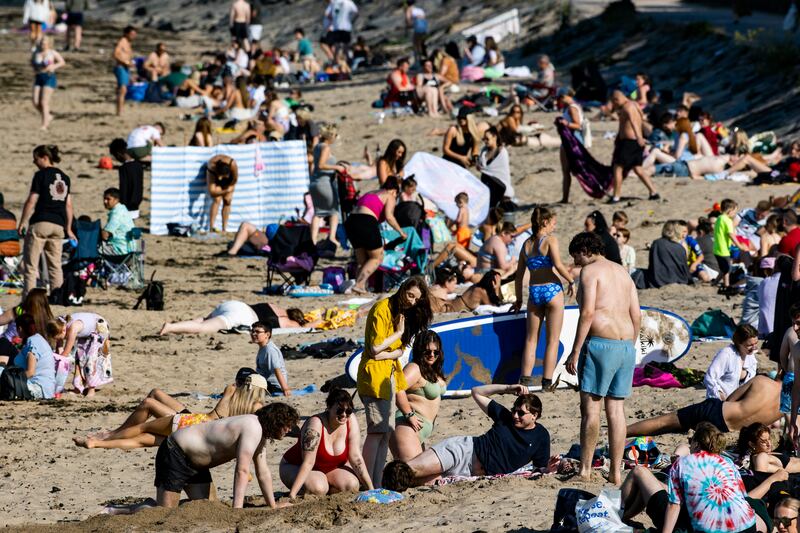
[{"left": 481, "top": 173, "right": 507, "bottom": 208}]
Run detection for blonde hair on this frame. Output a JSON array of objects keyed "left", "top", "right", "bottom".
[
  {"left": 732, "top": 129, "right": 751, "bottom": 155},
  {"left": 455, "top": 114, "right": 480, "bottom": 151},
  {"left": 661, "top": 220, "right": 681, "bottom": 243},
  {"left": 227, "top": 377, "right": 268, "bottom": 416},
  {"left": 776, "top": 498, "right": 800, "bottom": 515},
  {"left": 319, "top": 122, "right": 338, "bottom": 142}
]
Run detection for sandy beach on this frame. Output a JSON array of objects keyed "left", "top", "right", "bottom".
[{"left": 0, "top": 3, "right": 797, "bottom": 531}]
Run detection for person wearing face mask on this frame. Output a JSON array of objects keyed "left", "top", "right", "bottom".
[
  {"left": 280, "top": 388, "right": 373, "bottom": 497},
  {"left": 356, "top": 276, "right": 433, "bottom": 487},
  {"left": 704, "top": 324, "right": 759, "bottom": 401}
]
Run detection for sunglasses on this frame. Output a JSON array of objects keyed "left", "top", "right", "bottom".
[
  {"left": 511, "top": 408, "right": 530, "bottom": 418},
  {"left": 775, "top": 516, "right": 797, "bottom": 527},
  {"left": 250, "top": 330, "right": 267, "bottom": 336},
  {"left": 422, "top": 349, "right": 441, "bottom": 356},
  {"left": 336, "top": 406, "right": 354, "bottom": 417}
]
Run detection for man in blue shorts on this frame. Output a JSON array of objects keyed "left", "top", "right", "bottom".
[
  {"left": 112, "top": 26, "right": 136, "bottom": 116},
  {"left": 565, "top": 232, "right": 640, "bottom": 485}
]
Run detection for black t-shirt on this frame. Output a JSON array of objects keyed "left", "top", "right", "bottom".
[
  {"left": 286, "top": 120, "right": 320, "bottom": 150},
  {"left": 472, "top": 400, "right": 550, "bottom": 475},
  {"left": 29, "top": 167, "right": 71, "bottom": 228},
  {"left": 118, "top": 160, "right": 144, "bottom": 211}
]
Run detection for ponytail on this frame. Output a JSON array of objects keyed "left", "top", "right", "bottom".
[
  {"left": 33, "top": 144, "right": 61, "bottom": 164},
  {"left": 530, "top": 205, "right": 554, "bottom": 236}
]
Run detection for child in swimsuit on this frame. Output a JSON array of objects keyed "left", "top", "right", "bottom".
[
  {"left": 513, "top": 207, "right": 575, "bottom": 390},
  {"left": 452, "top": 192, "right": 472, "bottom": 248}
]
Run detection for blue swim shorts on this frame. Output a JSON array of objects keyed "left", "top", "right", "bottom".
[
  {"left": 578, "top": 336, "right": 636, "bottom": 399},
  {"left": 114, "top": 65, "right": 130, "bottom": 88},
  {"left": 781, "top": 372, "right": 798, "bottom": 414}
]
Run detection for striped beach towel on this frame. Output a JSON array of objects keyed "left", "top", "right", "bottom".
[{"left": 150, "top": 141, "right": 309, "bottom": 235}]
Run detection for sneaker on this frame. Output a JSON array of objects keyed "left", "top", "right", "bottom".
[
  {"left": 607, "top": 196, "right": 621, "bottom": 204},
  {"left": 648, "top": 193, "right": 662, "bottom": 201}
]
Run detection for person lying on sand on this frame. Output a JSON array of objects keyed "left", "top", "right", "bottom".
[
  {"left": 381, "top": 384, "right": 555, "bottom": 491},
  {"left": 73, "top": 371, "right": 268, "bottom": 450},
  {"left": 626, "top": 375, "right": 782, "bottom": 437},
  {"left": 427, "top": 270, "right": 502, "bottom": 313},
  {"left": 159, "top": 300, "right": 323, "bottom": 335}
]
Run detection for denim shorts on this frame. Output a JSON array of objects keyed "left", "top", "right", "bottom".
[
  {"left": 114, "top": 65, "right": 130, "bottom": 87},
  {"left": 578, "top": 337, "right": 636, "bottom": 398},
  {"left": 34, "top": 72, "right": 56, "bottom": 88}
]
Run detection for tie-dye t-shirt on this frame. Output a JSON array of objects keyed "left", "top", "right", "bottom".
[{"left": 668, "top": 451, "right": 755, "bottom": 533}]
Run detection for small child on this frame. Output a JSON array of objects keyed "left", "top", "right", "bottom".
[
  {"left": 615, "top": 227, "right": 636, "bottom": 273},
  {"left": 611, "top": 210, "right": 629, "bottom": 236},
  {"left": 454, "top": 192, "right": 471, "bottom": 248},
  {"left": 713, "top": 198, "right": 739, "bottom": 288}
]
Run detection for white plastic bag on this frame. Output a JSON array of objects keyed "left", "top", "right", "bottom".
[{"left": 576, "top": 489, "right": 633, "bottom": 533}]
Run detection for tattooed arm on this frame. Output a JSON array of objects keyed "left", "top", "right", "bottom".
[
  {"left": 288, "top": 416, "right": 322, "bottom": 499},
  {"left": 346, "top": 414, "right": 374, "bottom": 490}
]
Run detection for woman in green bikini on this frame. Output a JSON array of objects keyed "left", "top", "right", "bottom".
[{"left": 390, "top": 330, "right": 447, "bottom": 462}]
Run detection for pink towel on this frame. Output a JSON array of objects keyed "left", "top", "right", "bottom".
[{"left": 632, "top": 365, "right": 682, "bottom": 389}]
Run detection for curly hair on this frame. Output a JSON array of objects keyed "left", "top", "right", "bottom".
[
  {"left": 382, "top": 460, "right": 414, "bottom": 492},
  {"left": 411, "top": 330, "right": 446, "bottom": 383},
  {"left": 256, "top": 403, "right": 299, "bottom": 440},
  {"left": 568, "top": 231, "right": 605, "bottom": 257}
]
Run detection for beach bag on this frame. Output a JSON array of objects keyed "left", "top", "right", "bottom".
[
  {"left": 126, "top": 82, "right": 147, "bottom": 102},
  {"left": 134, "top": 271, "right": 164, "bottom": 311},
  {"left": 0, "top": 366, "right": 32, "bottom": 401},
  {"left": 73, "top": 333, "right": 113, "bottom": 392},
  {"left": 575, "top": 489, "right": 632, "bottom": 533},
  {"left": 581, "top": 118, "right": 593, "bottom": 148},
  {"left": 322, "top": 267, "right": 346, "bottom": 292},
  {"left": 427, "top": 216, "right": 452, "bottom": 244},
  {"left": 691, "top": 309, "right": 736, "bottom": 338},
  {"left": 551, "top": 488, "right": 595, "bottom": 533}
]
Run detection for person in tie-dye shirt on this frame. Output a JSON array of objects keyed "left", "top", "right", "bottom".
[{"left": 665, "top": 422, "right": 761, "bottom": 533}]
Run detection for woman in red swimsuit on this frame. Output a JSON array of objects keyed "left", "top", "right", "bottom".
[{"left": 280, "top": 388, "right": 374, "bottom": 497}]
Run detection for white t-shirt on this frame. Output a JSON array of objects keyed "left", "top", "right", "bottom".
[
  {"left": 127, "top": 125, "right": 161, "bottom": 148},
  {"left": 703, "top": 344, "right": 757, "bottom": 400},
  {"left": 331, "top": 0, "right": 358, "bottom": 32}
]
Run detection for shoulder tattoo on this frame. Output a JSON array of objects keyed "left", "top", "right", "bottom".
[{"left": 302, "top": 428, "right": 320, "bottom": 451}]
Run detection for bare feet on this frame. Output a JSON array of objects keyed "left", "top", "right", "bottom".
[
  {"left": 73, "top": 435, "right": 97, "bottom": 448},
  {"left": 85, "top": 388, "right": 96, "bottom": 398},
  {"left": 159, "top": 322, "right": 170, "bottom": 336}
]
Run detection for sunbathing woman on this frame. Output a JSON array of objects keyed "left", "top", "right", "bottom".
[
  {"left": 498, "top": 105, "right": 561, "bottom": 149},
  {"left": 429, "top": 270, "right": 502, "bottom": 313},
  {"left": 159, "top": 301, "right": 321, "bottom": 335},
  {"left": 415, "top": 59, "right": 446, "bottom": 117},
  {"left": 377, "top": 139, "right": 406, "bottom": 186},
  {"left": 73, "top": 373, "right": 268, "bottom": 449},
  {"left": 738, "top": 423, "right": 800, "bottom": 474},
  {"left": 280, "top": 388, "right": 373, "bottom": 497},
  {"left": 216, "top": 74, "right": 252, "bottom": 121},
  {"left": 389, "top": 331, "right": 447, "bottom": 462}
]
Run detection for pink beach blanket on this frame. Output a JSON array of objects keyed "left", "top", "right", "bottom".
[{"left": 632, "top": 365, "right": 682, "bottom": 389}]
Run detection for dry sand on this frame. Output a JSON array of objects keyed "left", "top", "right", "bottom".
[{"left": 0, "top": 6, "right": 797, "bottom": 532}]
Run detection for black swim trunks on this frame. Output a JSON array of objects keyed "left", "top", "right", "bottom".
[
  {"left": 154, "top": 435, "right": 212, "bottom": 493},
  {"left": 612, "top": 138, "right": 644, "bottom": 172},
  {"left": 345, "top": 213, "right": 382, "bottom": 251},
  {"left": 230, "top": 22, "right": 248, "bottom": 43},
  {"left": 330, "top": 30, "right": 352, "bottom": 45},
  {"left": 676, "top": 398, "right": 730, "bottom": 433},
  {"left": 646, "top": 490, "right": 692, "bottom": 531}
]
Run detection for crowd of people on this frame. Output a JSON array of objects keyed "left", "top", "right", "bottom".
[{"left": 7, "top": 0, "right": 800, "bottom": 530}]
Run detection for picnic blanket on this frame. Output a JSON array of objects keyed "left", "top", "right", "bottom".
[
  {"left": 404, "top": 152, "right": 489, "bottom": 226},
  {"left": 150, "top": 141, "right": 309, "bottom": 235}
]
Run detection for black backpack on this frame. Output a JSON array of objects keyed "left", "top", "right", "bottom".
[
  {"left": 0, "top": 366, "right": 33, "bottom": 401},
  {"left": 49, "top": 271, "right": 87, "bottom": 307},
  {"left": 135, "top": 271, "right": 164, "bottom": 311}
]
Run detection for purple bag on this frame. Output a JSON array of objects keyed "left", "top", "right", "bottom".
[{"left": 322, "top": 266, "right": 346, "bottom": 292}]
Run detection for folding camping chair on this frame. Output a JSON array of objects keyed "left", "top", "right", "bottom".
[
  {"left": 264, "top": 225, "right": 318, "bottom": 294},
  {"left": 369, "top": 226, "right": 428, "bottom": 292},
  {"left": 99, "top": 228, "right": 145, "bottom": 290},
  {"left": 0, "top": 210, "right": 22, "bottom": 290},
  {"left": 515, "top": 82, "right": 558, "bottom": 112}
]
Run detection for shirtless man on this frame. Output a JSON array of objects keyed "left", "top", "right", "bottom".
[
  {"left": 143, "top": 43, "right": 170, "bottom": 82},
  {"left": 784, "top": 306, "right": 800, "bottom": 445},
  {"left": 565, "top": 231, "right": 640, "bottom": 485},
  {"left": 230, "top": 0, "right": 252, "bottom": 52},
  {"left": 609, "top": 90, "right": 659, "bottom": 204},
  {"left": 112, "top": 26, "right": 136, "bottom": 116},
  {"left": 155, "top": 403, "right": 298, "bottom": 508},
  {"left": 627, "top": 375, "right": 782, "bottom": 437}
]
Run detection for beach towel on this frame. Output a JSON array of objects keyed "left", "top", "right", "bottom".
[
  {"left": 556, "top": 120, "right": 612, "bottom": 199},
  {"left": 404, "top": 153, "right": 489, "bottom": 226},
  {"left": 150, "top": 142, "right": 309, "bottom": 235},
  {"left": 632, "top": 364, "right": 682, "bottom": 389},
  {"left": 303, "top": 307, "right": 358, "bottom": 330},
  {"left": 691, "top": 309, "right": 736, "bottom": 339},
  {"left": 354, "top": 489, "right": 404, "bottom": 504},
  {"left": 73, "top": 333, "right": 113, "bottom": 393}
]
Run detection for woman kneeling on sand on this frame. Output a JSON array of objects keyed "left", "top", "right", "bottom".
[
  {"left": 389, "top": 330, "right": 447, "bottom": 462},
  {"left": 280, "top": 388, "right": 374, "bottom": 497},
  {"left": 74, "top": 370, "right": 268, "bottom": 449}
]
